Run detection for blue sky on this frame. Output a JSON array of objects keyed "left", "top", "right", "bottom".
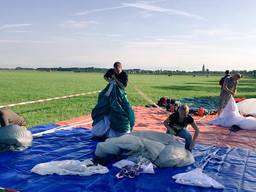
[{"left": 0, "top": 0, "right": 256, "bottom": 71}]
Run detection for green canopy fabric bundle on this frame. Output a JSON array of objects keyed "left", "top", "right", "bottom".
[{"left": 92, "top": 81, "right": 135, "bottom": 133}]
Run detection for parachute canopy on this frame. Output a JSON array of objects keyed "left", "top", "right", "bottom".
[{"left": 91, "top": 81, "right": 135, "bottom": 133}]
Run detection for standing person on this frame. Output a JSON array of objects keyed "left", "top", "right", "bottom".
[
  {"left": 104, "top": 62, "right": 128, "bottom": 89},
  {"left": 217, "top": 73, "right": 241, "bottom": 115},
  {"left": 219, "top": 70, "right": 230, "bottom": 88},
  {"left": 0, "top": 108, "right": 27, "bottom": 128},
  {"left": 91, "top": 61, "right": 134, "bottom": 139},
  {"left": 164, "top": 104, "right": 200, "bottom": 151}
]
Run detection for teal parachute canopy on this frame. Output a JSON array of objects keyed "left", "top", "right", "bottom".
[{"left": 91, "top": 81, "right": 135, "bottom": 133}]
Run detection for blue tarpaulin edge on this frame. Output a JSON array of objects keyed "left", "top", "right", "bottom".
[{"left": 0, "top": 124, "right": 255, "bottom": 192}]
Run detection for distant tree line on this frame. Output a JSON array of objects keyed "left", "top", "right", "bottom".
[{"left": 0, "top": 66, "right": 255, "bottom": 77}]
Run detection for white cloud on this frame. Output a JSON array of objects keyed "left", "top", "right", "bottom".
[
  {"left": 75, "top": 6, "right": 126, "bottom": 16},
  {"left": 122, "top": 2, "right": 206, "bottom": 20},
  {"left": 193, "top": 29, "right": 232, "bottom": 36},
  {"left": 144, "top": 34, "right": 193, "bottom": 40},
  {"left": 0, "top": 39, "right": 54, "bottom": 44},
  {"left": 193, "top": 28, "right": 256, "bottom": 41},
  {"left": 104, "top": 34, "right": 122, "bottom": 37},
  {"left": 139, "top": 11, "right": 153, "bottom": 18},
  {"left": 124, "top": 34, "right": 196, "bottom": 47},
  {"left": 5, "top": 30, "right": 32, "bottom": 33},
  {"left": 221, "top": 32, "right": 256, "bottom": 41},
  {"left": 125, "top": 40, "right": 186, "bottom": 46},
  {"left": 60, "top": 20, "right": 99, "bottom": 29},
  {"left": 75, "top": 2, "right": 206, "bottom": 21},
  {"left": 139, "top": 0, "right": 168, "bottom": 4},
  {"left": 73, "top": 32, "right": 123, "bottom": 40},
  {"left": 0, "top": 24, "right": 32, "bottom": 31}
]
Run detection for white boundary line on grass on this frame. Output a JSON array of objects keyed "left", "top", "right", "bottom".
[
  {"left": 33, "top": 118, "right": 93, "bottom": 137},
  {"left": 0, "top": 90, "right": 101, "bottom": 108}
]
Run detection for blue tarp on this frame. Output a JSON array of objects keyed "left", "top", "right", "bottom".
[
  {"left": 180, "top": 97, "right": 218, "bottom": 112},
  {"left": 0, "top": 124, "right": 255, "bottom": 192}
]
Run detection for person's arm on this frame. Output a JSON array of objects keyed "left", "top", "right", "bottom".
[
  {"left": 219, "top": 77, "right": 224, "bottom": 86},
  {"left": 122, "top": 73, "right": 128, "bottom": 87},
  {"left": 164, "top": 118, "right": 170, "bottom": 129},
  {"left": 189, "top": 122, "right": 200, "bottom": 150},
  {"left": 164, "top": 115, "right": 182, "bottom": 135},
  {"left": 223, "top": 79, "right": 235, "bottom": 95},
  {"left": 20, "top": 117, "right": 27, "bottom": 128},
  {"left": 104, "top": 76, "right": 111, "bottom": 82},
  {"left": 104, "top": 69, "right": 113, "bottom": 82},
  {"left": 0, "top": 112, "right": 9, "bottom": 127},
  {"left": 112, "top": 75, "right": 125, "bottom": 89},
  {"left": 163, "top": 117, "right": 177, "bottom": 135},
  {"left": 233, "top": 82, "right": 238, "bottom": 95}
]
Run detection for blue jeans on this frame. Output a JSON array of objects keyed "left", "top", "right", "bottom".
[{"left": 177, "top": 129, "right": 192, "bottom": 151}]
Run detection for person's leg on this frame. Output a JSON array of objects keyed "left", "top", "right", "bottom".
[
  {"left": 177, "top": 129, "right": 192, "bottom": 151},
  {"left": 217, "top": 93, "right": 224, "bottom": 115},
  {"left": 218, "top": 93, "right": 231, "bottom": 115}
]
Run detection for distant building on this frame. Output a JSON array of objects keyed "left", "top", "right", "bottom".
[{"left": 202, "top": 64, "right": 205, "bottom": 72}]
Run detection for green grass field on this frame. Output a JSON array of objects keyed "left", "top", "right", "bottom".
[{"left": 0, "top": 70, "right": 255, "bottom": 127}]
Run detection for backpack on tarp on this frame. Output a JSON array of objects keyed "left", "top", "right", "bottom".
[{"left": 157, "top": 97, "right": 168, "bottom": 107}]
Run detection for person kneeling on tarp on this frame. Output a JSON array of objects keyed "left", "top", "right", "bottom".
[
  {"left": 164, "top": 104, "right": 200, "bottom": 151},
  {"left": 91, "top": 62, "right": 135, "bottom": 139}
]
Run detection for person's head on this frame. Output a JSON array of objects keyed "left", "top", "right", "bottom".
[
  {"left": 178, "top": 104, "right": 189, "bottom": 118},
  {"left": 113, "top": 61, "right": 122, "bottom": 74},
  {"left": 225, "top": 70, "right": 230, "bottom": 75},
  {"left": 232, "top": 73, "right": 241, "bottom": 81}
]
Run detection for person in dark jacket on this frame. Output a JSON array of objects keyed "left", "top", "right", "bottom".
[
  {"left": 91, "top": 61, "right": 134, "bottom": 139},
  {"left": 104, "top": 62, "right": 128, "bottom": 89}
]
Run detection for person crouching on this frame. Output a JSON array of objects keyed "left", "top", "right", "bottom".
[{"left": 164, "top": 104, "right": 200, "bottom": 151}]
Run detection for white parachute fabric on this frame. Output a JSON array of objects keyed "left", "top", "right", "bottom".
[
  {"left": 113, "top": 158, "right": 155, "bottom": 174},
  {"left": 31, "top": 159, "right": 109, "bottom": 176},
  {"left": 172, "top": 147, "right": 227, "bottom": 189},
  {"left": 237, "top": 98, "right": 256, "bottom": 117},
  {"left": 0, "top": 125, "right": 33, "bottom": 147},
  {"left": 113, "top": 159, "right": 136, "bottom": 169},
  {"left": 210, "top": 97, "right": 256, "bottom": 130},
  {"left": 172, "top": 168, "right": 224, "bottom": 189}
]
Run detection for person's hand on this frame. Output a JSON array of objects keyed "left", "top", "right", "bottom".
[
  {"left": 111, "top": 74, "right": 116, "bottom": 79},
  {"left": 166, "top": 128, "right": 176, "bottom": 135},
  {"left": 189, "top": 142, "right": 195, "bottom": 151}
]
